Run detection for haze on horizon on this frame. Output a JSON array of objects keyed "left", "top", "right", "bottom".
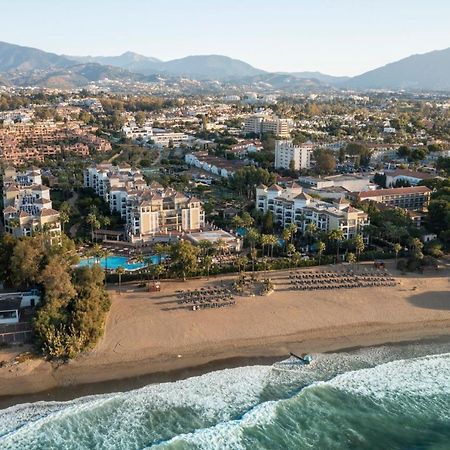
[{"left": 2, "top": 0, "right": 450, "bottom": 77}]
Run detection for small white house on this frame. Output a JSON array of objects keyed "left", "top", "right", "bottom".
[{"left": 0, "top": 298, "right": 21, "bottom": 325}]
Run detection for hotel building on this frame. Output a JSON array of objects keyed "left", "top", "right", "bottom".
[{"left": 256, "top": 183, "right": 369, "bottom": 240}]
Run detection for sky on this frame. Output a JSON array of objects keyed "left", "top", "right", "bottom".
[{"left": 2, "top": 0, "right": 450, "bottom": 76}]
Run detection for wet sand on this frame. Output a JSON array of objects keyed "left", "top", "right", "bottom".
[{"left": 0, "top": 262, "right": 449, "bottom": 408}]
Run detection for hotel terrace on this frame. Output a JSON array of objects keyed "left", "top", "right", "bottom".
[
  {"left": 2, "top": 167, "right": 61, "bottom": 244},
  {"left": 84, "top": 164, "right": 205, "bottom": 243},
  {"left": 256, "top": 183, "right": 369, "bottom": 241}
]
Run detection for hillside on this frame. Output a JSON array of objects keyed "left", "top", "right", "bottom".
[
  {"left": 0, "top": 41, "right": 72, "bottom": 72},
  {"left": 346, "top": 47, "right": 450, "bottom": 91}
]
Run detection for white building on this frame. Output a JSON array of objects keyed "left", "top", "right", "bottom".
[
  {"left": 244, "top": 114, "right": 290, "bottom": 137},
  {"left": 275, "top": 140, "right": 313, "bottom": 170},
  {"left": 256, "top": 183, "right": 369, "bottom": 241}
]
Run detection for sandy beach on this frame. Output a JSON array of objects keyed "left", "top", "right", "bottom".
[{"left": 0, "top": 262, "right": 449, "bottom": 405}]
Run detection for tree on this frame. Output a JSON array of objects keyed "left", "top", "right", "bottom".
[
  {"left": 260, "top": 234, "right": 271, "bottom": 257},
  {"left": 266, "top": 234, "right": 279, "bottom": 257},
  {"left": 346, "top": 143, "right": 372, "bottom": 167},
  {"left": 262, "top": 211, "right": 274, "bottom": 234},
  {"left": 234, "top": 256, "right": 248, "bottom": 273},
  {"left": 317, "top": 241, "right": 326, "bottom": 265},
  {"left": 393, "top": 243, "right": 402, "bottom": 264},
  {"left": 10, "top": 237, "right": 45, "bottom": 287},
  {"left": 354, "top": 234, "right": 365, "bottom": 265},
  {"left": 246, "top": 228, "right": 260, "bottom": 251},
  {"left": 313, "top": 148, "right": 336, "bottom": 174},
  {"left": 328, "top": 229, "right": 344, "bottom": 264},
  {"left": 86, "top": 213, "right": 100, "bottom": 242},
  {"left": 249, "top": 247, "right": 258, "bottom": 272},
  {"left": 409, "top": 238, "right": 424, "bottom": 260},
  {"left": 169, "top": 240, "right": 199, "bottom": 280},
  {"left": 116, "top": 266, "right": 125, "bottom": 293},
  {"left": 347, "top": 252, "right": 356, "bottom": 265}
]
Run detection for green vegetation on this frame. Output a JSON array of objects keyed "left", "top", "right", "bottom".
[{"left": 0, "top": 233, "right": 110, "bottom": 360}]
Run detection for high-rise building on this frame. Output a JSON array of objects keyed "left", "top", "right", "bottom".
[{"left": 274, "top": 140, "right": 314, "bottom": 170}]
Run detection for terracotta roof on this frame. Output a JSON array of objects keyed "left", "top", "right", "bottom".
[
  {"left": 357, "top": 186, "right": 431, "bottom": 198},
  {"left": 267, "top": 184, "right": 283, "bottom": 192},
  {"left": 3, "top": 206, "right": 17, "bottom": 213},
  {"left": 294, "top": 193, "right": 312, "bottom": 200},
  {"left": 388, "top": 169, "right": 435, "bottom": 180},
  {"left": 256, "top": 184, "right": 267, "bottom": 189},
  {"left": 39, "top": 208, "right": 60, "bottom": 217}
]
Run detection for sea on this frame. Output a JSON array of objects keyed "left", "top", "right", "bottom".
[{"left": 0, "top": 341, "right": 449, "bottom": 450}]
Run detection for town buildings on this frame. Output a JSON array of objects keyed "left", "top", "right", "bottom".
[
  {"left": 274, "top": 140, "right": 313, "bottom": 170},
  {"left": 256, "top": 183, "right": 369, "bottom": 241},
  {"left": 0, "top": 121, "right": 111, "bottom": 164},
  {"left": 244, "top": 114, "right": 290, "bottom": 137},
  {"left": 385, "top": 169, "right": 437, "bottom": 186},
  {"left": 2, "top": 167, "right": 61, "bottom": 243},
  {"left": 84, "top": 164, "right": 205, "bottom": 243},
  {"left": 184, "top": 151, "right": 247, "bottom": 178},
  {"left": 351, "top": 186, "right": 432, "bottom": 210}
]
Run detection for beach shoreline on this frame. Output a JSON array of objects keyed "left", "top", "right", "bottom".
[
  {"left": 1, "top": 263, "right": 449, "bottom": 409},
  {"left": 0, "top": 323, "right": 449, "bottom": 410}
]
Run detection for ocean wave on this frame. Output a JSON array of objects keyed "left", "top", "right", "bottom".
[{"left": 0, "top": 343, "right": 449, "bottom": 449}]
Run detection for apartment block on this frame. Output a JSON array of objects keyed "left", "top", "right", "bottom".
[
  {"left": 2, "top": 167, "right": 61, "bottom": 243},
  {"left": 244, "top": 114, "right": 290, "bottom": 137},
  {"left": 274, "top": 140, "right": 313, "bottom": 170},
  {"left": 256, "top": 183, "right": 369, "bottom": 241},
  {"left": 0, "top": 121, "right": 111, "bottom": 164}
]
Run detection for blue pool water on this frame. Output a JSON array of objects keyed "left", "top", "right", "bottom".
[{"left": 78, "top": 255, "right": 162, "bottom": 271}]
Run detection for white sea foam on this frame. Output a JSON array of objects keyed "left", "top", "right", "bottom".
[
  {"left": 152, "top": 399, "right": 280, "bottom": 450},
  {"left": 327, "top": 352, "right": 450, "bottom": 399},
  {"left": 0, "top": 365, "right": 273, "bottom": 449}
]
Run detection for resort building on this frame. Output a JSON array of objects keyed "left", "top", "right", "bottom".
[
  {"left": 256, "top": 183, "right": 369, "bottom": 240},
  {"left": 84, "top": 164, "right": 205, "bottom": 243},
  {"left": 274, "top": 140, "right": 313, "bottom": 171},
  {"left": 2, "top": 167, "right": 61, "bottom": 243},
  {"left": 351, "top": 186, "right": 432, "bottom": 210}
]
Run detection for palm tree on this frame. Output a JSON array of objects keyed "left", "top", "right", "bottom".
[
  {"left": 234, "top": 255, "right": 248, "bottom": 274},
  {"left": 260, "top": 234, "right": 271, "bottom": 257},
  {"left": 287, "top": 223, "right": 298, "bottom": 244},
  {"left": 354, "top": 234, "right": 365, "bottom": 269},
  {"left": 347, "top": 252, "right": 356, "bottom": 267},
  {"left": 153, "top": 242, "right": 168, "bottom": 265},
  {"left": 305, "top": 223, "right": 318, "bottom": 247},
  {"left": 249, "top": 247, "right": 258, "bottom": 272},
  {"left": 204, "top": 255, "right": 213, "bottom": 279},
  {"left": 116, "top": 266, "right": 125, "bottom": 294},
  {"left": 136, "top": 252, "right": 146, "bottom": 283},
  {"left": 267, "top": 234, "right": 279, "bottom": 258},
  {"left": 86, "top": 213, "right": 100, "bottom": 242},
  {"left": 246, "top": 228, "right": 260, "bottom": 251},
  {"left": 394, "top": 243, "right": 402, "bottom": 265},
  {"left": 286, "top": 243, "right": 296, "bottom": 269},
  {"left": 216, "top": 238, "right": 228, "bottom": 256},
  {"left": 59, "top": 210, "right": 70, "bottom": 234},
  {"left": 328, "top": 229, "right": 344, "bottom": 264},
  {"left": 282, "top": 228, "right": 291, "bottom": 251},
  {"left": 317, "top": 241, "right": 326, "bottom": 265}
]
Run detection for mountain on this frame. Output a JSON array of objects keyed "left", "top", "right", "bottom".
[
  {"left": 68, "top": 53, "right": 265, "bottom": 80},
  {"left": 65, "top": 51, "right": 163, "bottom": 75},
  {"left": 5, "top": 63, "right": 143, "bottom": 89},
  {"left": 0, "top": 41, "right": 72, "bottom": 72},
  {"left": 159, "top": 55, "right": 265, "bottom": 79},
  {"left": 241, "top": 73, "right": 324, "bottom": 92},
  {"left": 346, "top": 47, "right": 450, "bottom": 91},
  {"left": 288, "top": 71, "right": 350, "bottom": 84}
]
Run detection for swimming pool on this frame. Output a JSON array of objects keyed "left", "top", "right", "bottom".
[{"left": 78, "top": 255, "right": 162, "bottom": 271}]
